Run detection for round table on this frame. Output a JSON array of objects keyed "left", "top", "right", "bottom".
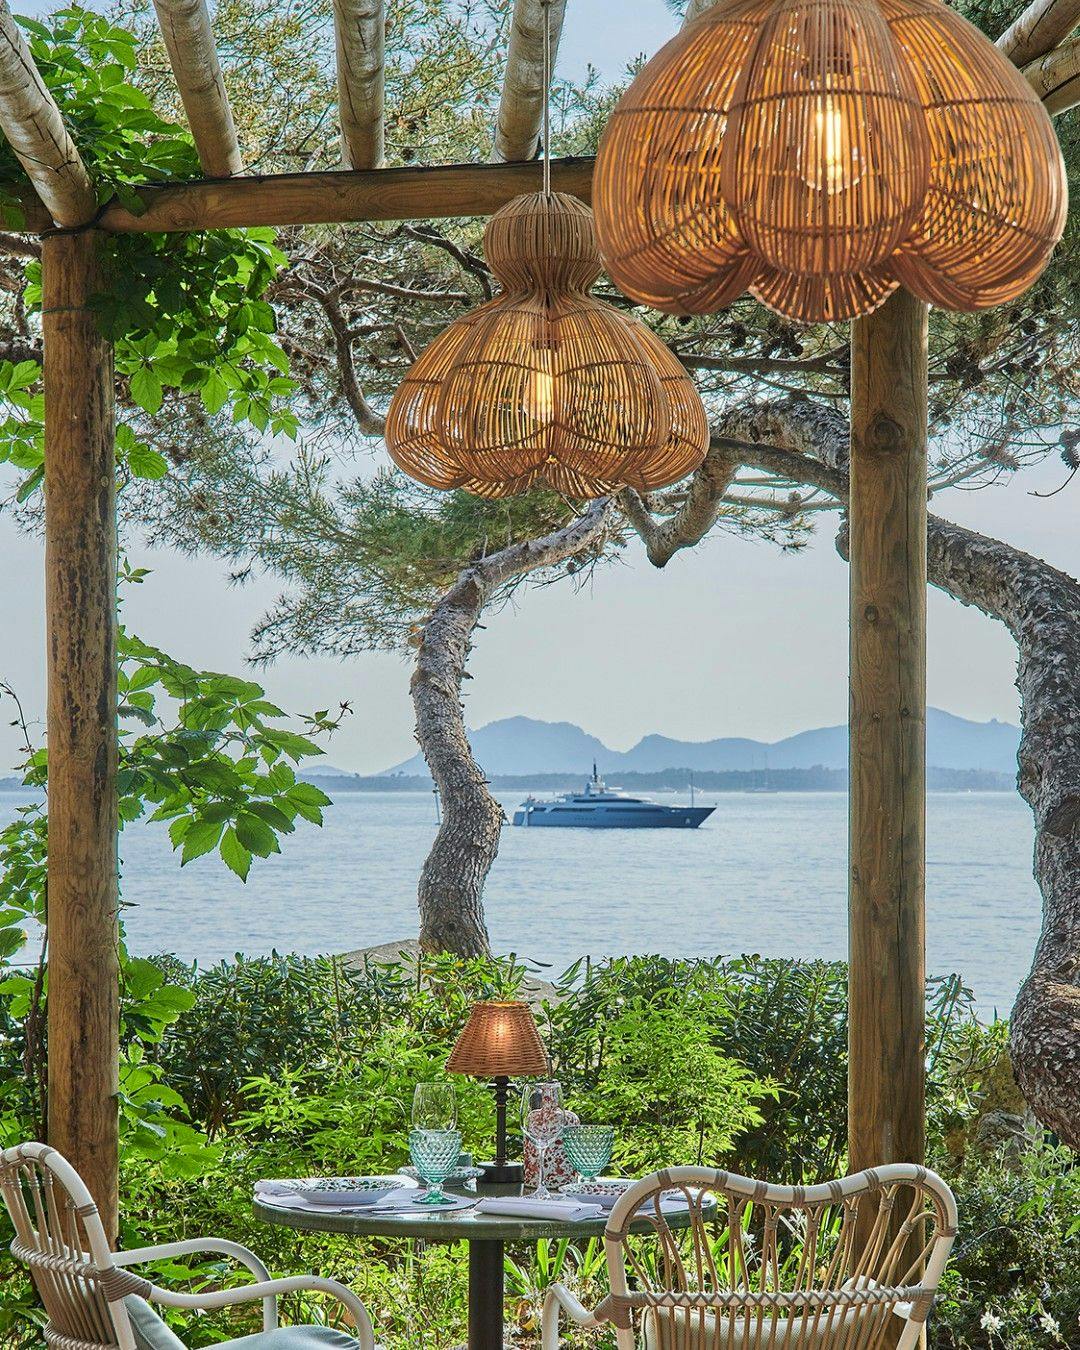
[{"left": 255, "top": 1193, "right": 702, "bottom": 1350}]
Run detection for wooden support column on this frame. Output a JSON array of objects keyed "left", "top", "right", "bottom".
[
  {"left": 848, "top": 288, "right": 928, "bottom": 1176},
  {"left": 42, "top": 230, "right": 119, "bottom": 1238}
]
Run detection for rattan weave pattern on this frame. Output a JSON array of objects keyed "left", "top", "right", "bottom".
[
  {"left": 446, "top": 1000, "right": 550, "bottom": 1077},
  {"left": 385, "top": 191, "right": 708, "bottom": 498},
  {"left": 593, "top": 0, "right": 1067, "bottom": 323}
]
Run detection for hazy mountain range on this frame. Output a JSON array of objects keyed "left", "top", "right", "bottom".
[{"left": 380, "top": 708, "right": 1020, "bottom": 778}]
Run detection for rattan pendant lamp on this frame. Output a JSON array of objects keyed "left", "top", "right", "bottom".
[
  {"left": 592, "top": 0, "right": 1068, "bottom": 324},
  {"left": 385, "top": 4, "right": 708, "bottom": 498}
]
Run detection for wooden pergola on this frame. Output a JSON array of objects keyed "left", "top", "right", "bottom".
[{"left": 0, "top": 0, "right": 1076, "bottom": 1238}]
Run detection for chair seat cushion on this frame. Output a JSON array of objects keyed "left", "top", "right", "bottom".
[
  {"left": 643, "top": 1303, "right": 866, "bottom": 1349},
  {"left": 123, "top": 1297, "right": 359, "bottom": 1350},
  {"left": 221, "top": 1329, "right": 360, "bottom": 1349}
]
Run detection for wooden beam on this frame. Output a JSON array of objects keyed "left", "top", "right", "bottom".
[
  {"left": 998, "top": 0, "right": 1080, "bottom": 66},
  {"left": 1025, "top": 34, "right": 1080, "bottom": 114},
  {"left": 848, "top": 288, "right": 928, "bottom": 1176},
  {"left": 43, "top": 230, "right": 119, "bottom": 1238},
  {"left": 151, "top": 0, "right": 242, "bottom": 178},
  {"left": 333, "top": 0, "right": 384, "bottom": 170},
  {"left": 493, "top": 0, "right": 567, "bottom": 163},
  {"left": 86, "top": 155, "right": 593, "bottom": 233},
  {"left": 0, "top": 2, "right": 94, "bottom": 227}
]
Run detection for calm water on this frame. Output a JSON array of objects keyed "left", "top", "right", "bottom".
[{"left": 0, "top": 789, "right": 1038, "bottom": 1016}]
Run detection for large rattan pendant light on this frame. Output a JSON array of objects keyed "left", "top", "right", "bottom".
[
  {"left": 592, "top": 0, "right": 1068, "bottom": 324},
  {"left": 385, "top": 4, "right": 708, "bottom": 498}
]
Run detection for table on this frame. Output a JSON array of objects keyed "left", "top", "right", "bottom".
[{"left": 255, "top": 1192, "right": 705, "bottom": 1350}]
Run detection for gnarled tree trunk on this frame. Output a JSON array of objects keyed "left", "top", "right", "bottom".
[
  {"left": 412, "top": 497, "right": 614, "bottom": 954},
  {"left": 923, "top": 518, "right": 1080, "bottom": 1144}
]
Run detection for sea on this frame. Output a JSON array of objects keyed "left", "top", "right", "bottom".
[{"left": 0, "top": 788, "right": 1039, "bottom": 1018}]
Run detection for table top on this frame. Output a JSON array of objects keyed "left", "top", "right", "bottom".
[{"left": 254, "top": 1192, "right": 707, "bottom": 1244}]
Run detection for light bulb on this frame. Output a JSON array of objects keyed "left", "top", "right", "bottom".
[
  {"left": 802, "top": 92, "right": 860, "bottom": 194},
  {"left": 527, "top": 351, "right": 556, "bottom": 425}
]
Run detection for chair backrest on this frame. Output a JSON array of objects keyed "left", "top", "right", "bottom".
[
  {"left": 0, "top": 1143, "right": 143, "bottom": 1350},
  {"left": 600, "top": 1164, "right": 957, "bottom": 1350}
]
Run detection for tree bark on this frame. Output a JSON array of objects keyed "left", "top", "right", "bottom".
[
  {"left": 412, "top": 497, "right": 614, "bottom": 955},
  {"left": 922, "top": 519, "right": 1080, "bottom": 1145}
]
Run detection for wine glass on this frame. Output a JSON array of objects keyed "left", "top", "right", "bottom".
[
  {"left": 521, "top": 1080, "right": 566, "bottom": 1200},
  {"left": 562, "top": 1124, "right": 614, "bottom": 1189},
  {"left": 408, "top": 1126, "right": 462, "bottom": 1206},
  {"left": 412, "top": 1082, "right": 457, "bottom": 1131}
]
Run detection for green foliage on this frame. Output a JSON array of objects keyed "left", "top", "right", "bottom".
[
  {"left": 0, "top": 588, "right": 335, "bottom": 1173},
  {"left": 0, "top": 8, "right": 296, "bottom": 505},
  {"left": 2, "top": 943, "right": 1078, "bottom": 1348}
]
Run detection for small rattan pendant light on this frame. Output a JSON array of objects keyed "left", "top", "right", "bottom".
[
  {"left": 592, "top": 0, "right": 1068, "bottom": 324},
  {"left": 385, "top": 3, "right": 708, "bottom": 498}
]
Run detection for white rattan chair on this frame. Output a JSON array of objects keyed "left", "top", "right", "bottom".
[
  {"left": 542, "top": 1163, "right": 957, "bottom": 1350},
  {"left": 0, "top": 1142, "right": 375, "bottom": 1350}
]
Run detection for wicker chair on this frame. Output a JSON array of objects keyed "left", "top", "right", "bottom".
[
  {"left": 542, "top": 1164, "right": 957, "bottom": 1350},
  {"left": 0, "top": 1142, "right": 375, "bottom": 1350}
]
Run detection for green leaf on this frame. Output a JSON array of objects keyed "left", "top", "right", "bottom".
[
  {"left": 234, "top": 812, "right": 280, "bottom": 858},
  {"left": 180, "top": 818, "right": 225, "bottom": 864},
  {"left": 200, "top": 369, "right": 229, "bottom": 415},
  {"left": 16, "top": 463, "right": 44, "bottom": 501},
  {"left": 246, "top": 801, "right": 295, "bottom": 834},
  {"left": 129, "top": 365, "right": 163, "bottom": 414},
  {"left": 127, "top": 441, "right": 169, "bottom": 480},
  {"left": 220, "top": 827, "right": 251, "bottom": 881}
]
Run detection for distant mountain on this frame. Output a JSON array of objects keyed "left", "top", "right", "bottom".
[{"left": 382, "top": 708, "right": 1021, "bottom": 778}]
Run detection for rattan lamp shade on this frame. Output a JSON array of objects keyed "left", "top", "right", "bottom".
[
  {"left": 593, "top": 0, "right": 1068, "bottom": 323},
  {"left": 385, "top": 191, "right": 708, "bottom": 498},
  {"left": 446, "top": 1001, "right": 549, "bottom": 1078}
]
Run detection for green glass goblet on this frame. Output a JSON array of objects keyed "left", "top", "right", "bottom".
[
  {"left": 562, "top": 1124, "right": 615, "bottom": 1183},
  {"left": 409, "top": 1128, "right": 462, "bottom": 1206}
]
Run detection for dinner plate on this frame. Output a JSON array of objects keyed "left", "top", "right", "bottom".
[{"left": 300, "top": 1175, "right": 413, "bottom": 1206}]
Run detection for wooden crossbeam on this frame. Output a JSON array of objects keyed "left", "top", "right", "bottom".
[
  {"left": 29, "top": 156, "right": 589, "bottom": 233},
  {"left": 493, "top": 0, "right": 567, "bottom": 163},
  {"left": 0, "top": 2, "right": 94, "bottom": 227},
  {"left": 998, "top": 0, "right": 1080, "bottom": 66},
  {"left": 1025, "top": 34, "right": 1080, "bottom": 113},
  {"left": 151, "top": 0, "right": 242, "bottom": 178},
  {"left": 333, "top": 0, "right": 384, "bottom": 169}
]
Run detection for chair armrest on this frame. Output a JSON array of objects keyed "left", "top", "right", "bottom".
[
  {"left": 146, "top": 1275, "right": 375, "bottom": 1350},
  {"left": 542, "top": 1284, "right": 605, "bottom": 1350},
  {"left": 115, "top": 1239, "right": 276, "bottom": 1331}
]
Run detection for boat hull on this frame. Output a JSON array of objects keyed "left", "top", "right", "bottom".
[{"left": 512, "top": 805, "right": 714, "bottom": 829}]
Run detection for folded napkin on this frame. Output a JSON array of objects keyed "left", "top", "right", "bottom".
[{"left": 475, "top": 1195, "right": 604, "bottom": 1222}]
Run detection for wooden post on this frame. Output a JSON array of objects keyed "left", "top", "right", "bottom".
[
  {"left": 43, "top": 230, "right": 119, "bottom": 1238},
  {"left": 848, "top": 287, "right": 928, "bottom": 1176}
]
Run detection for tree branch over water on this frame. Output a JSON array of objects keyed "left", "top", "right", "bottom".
[{"left": 622, "top": 396, "right": 1080, "bottom": 1144}]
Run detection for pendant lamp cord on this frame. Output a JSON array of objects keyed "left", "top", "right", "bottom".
[{"left": 541, "top": 0, "right": 552, "bottom": 196}]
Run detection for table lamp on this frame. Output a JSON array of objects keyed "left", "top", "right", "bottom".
[{"left": 447, "top": 1000, "right": 549, "bottom": 1188}]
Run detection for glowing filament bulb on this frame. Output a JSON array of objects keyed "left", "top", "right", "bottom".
[
  {"left": 804, "top": 92, "right": 860, "bottom": 194},
  {"left": 528, "top": 350, "right": 556, "bottom": 425}
]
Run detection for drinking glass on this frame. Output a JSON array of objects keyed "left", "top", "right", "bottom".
[
  {"left": 562, "top": 1124, "right": 614, "bottom": 1183},
  {"left": 412, "top": 1082, "right": 457, "bottom": 1131},
  {"left": 521, "top": 1080, "right": 566, "bottom": 1200},
  {"left": 409, "top": 1127, "right": 462, "bottom": 1206}
]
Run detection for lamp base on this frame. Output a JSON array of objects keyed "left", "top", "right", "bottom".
[{"left": 475, "top": 1161, "right": 524, "bottom": 1195}]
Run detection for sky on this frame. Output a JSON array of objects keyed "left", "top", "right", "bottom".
[{"left": 0, "top": 0, "right": 1076, "bottom": 775}]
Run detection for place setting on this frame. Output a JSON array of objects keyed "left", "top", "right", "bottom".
[{"left": 256, "top": 1001, "right": 703, "bottom": 1227}]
